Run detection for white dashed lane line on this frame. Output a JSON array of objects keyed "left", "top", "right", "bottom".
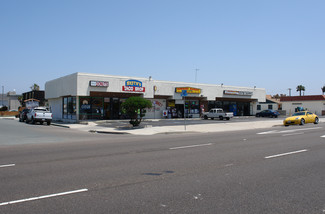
[
  {"left": 264, "top": 149, "right": 308, "bottom": 159},
  {"left": 169, "top": 143, "right": 213, "bottom": 150},
  {"left": 0, "top": 189, "right": 88, "bottom": 206},
  {"left": 0, "top": 164, "right": 15, "bottom": 168},
  {"left": 257, "top": 127, "right": 322, "bottom": 135}
]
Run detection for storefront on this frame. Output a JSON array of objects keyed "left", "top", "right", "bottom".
[{"left": 45, "top": 73, "right": 266, "bottom": 122}]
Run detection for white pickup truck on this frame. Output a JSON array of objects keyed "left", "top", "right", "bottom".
[
  {"left": 26, "top": 107, "right": 52, "bottom": 125},
  {"left": 203, "top": 108, "right": 234, "bottom": 120}
]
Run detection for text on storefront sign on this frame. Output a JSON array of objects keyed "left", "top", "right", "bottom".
[
  {"left": 175, "top": 87, "right": 201, "bottom": 94},
  {"left": 122, "top": 79, "right": 145, "bottom": 92},
  {"left": 89, "top": 81, "right": 109, "bottom": 87}
]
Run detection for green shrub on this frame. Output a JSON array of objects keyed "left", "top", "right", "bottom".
[{"left": 121, "top": 97, "right": 152, "bottom": 127}]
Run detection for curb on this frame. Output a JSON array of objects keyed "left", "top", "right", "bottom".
[
  {"left": 51, "top": 123, "right": 71, "bottom": 128},
  {"left": 93, "top": 130, "right": 129, "bottom": 135}
]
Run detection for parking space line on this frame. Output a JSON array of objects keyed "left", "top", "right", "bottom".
[
  {"left": 0, "top": 189, "right": 88, "bottom": 206},
  {"left": 169, "top": 143, "right": 213, "bottom": 150},
  {"left": 0, "top": 164, "right": 15, "bottom": 168},
  {"left": 265, "top": 149, "right": 308, "bottom": 159}
]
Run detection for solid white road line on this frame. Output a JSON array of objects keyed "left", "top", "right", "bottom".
[
  {"left": 169, "top": 143, "right": 213, "bottom": 150},
  {"left": 0, "top": 164, "right": 15, "bottom": 168},
  {"left": 0, "top": 189, "right": 88, "bottom": 206},
  {"left": 265, "top": 149, "right": 308, "bottom": 159},
  {"left": 321, "top": 135, "right": 325, "bottom": 138}
]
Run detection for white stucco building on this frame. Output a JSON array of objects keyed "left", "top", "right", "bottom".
[
  {"left": 280, "top": 95, "right": 325, "bottom": 116},
  {"left": 45, "top": 72, "right": 266, "bottom": 122}
]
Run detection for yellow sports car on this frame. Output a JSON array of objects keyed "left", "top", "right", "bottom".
[{"left": 283, "top": 111, "right": 319, "bottom": 126}]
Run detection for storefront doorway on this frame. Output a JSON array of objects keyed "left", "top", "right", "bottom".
[{"left": 208, "top": 99, "right": 253, "bottom": 116}]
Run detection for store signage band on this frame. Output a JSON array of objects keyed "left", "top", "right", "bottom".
[
  {"left": 122, "top": 79, "right": 145, "bottom": 92},
  {"left": 175, "top": 87, "right": 201, "bottom": 94},
  {"left": 89, "top": 81, "right": 109, "bottom": 87},
  {"left": 223, "top": 90, "right": 253, "bottom": 96}
]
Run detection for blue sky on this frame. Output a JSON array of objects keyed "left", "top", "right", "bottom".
[{"left": 1, "top": 0, "right": 324, "bottom": 95}]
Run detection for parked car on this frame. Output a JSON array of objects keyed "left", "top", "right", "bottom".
[
  {"left": 283, "top": 111, "right": 319, "bottom": 126},
  {"left": 26, "top": 107, "right": 52, "bottom": 125},
  {"left": 19, "top": 108, "right": 30, "bottom": 122},
  {"left": 256, "top": 110, "right": 280, "bottom": 118},
  {"left": 203, "top": 108, "right": 234, "bottom": 120}
]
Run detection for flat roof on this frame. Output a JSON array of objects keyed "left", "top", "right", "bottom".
[{"left": 280, "top": 95, "right": 325, "bottom": 102}]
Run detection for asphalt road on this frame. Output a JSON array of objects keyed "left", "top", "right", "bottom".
[{"left": 0, "top": 119, "right": 325, "bottom": 214}]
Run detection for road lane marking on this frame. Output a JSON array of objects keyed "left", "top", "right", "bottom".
[
  {"left": 257, "top": 127, "right": 322, "bottom": 135},
  {"left": 0, "top": 164, "right": 15, "bottom": 168},
  {"left": 321, "top": 135, "right": 325, "bottom": 138},
  {"left": 257, "top": 130, "right": 278, "bottom": 135},
  {"left": 265, "top": 149, "right": 308, "bottom": 159},
  {"left": 282, "top": 132, "right": 304, "bottom": 136},
  {"left": 169, "top": 143, "right": 213, "bottom": 150},
  {"left": 0, "top": 189, "right": 88, "bottom": 206},
  {"left": 280, "top": 127, "right": 322, "bottom": 133}
]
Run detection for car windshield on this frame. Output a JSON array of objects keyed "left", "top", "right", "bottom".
[{"left": 292, "top": 112, "right": 305, "bottom": 116}]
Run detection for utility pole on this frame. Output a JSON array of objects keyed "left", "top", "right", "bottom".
[
  {"left": 1, "top": 86, "right": 3, "bottom": 107},
  {"left": 288, "top": 88, "right": 292, "bottom": 96},
  {"left": 195, "top": 68, "right": 199, "bottom": 83}
]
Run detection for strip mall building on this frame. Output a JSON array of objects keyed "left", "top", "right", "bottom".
[{"left": 45, "top": 73, "right": 266, "bottom": 122}]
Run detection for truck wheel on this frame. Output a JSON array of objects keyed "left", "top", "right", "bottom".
[
  {"left": 25, "top": 118, "right": 29, "bottom": 124},
  {"left": 204, "top": 115, "right": 208, "bottom": 120},
  {"left": 47, "top": 121, "right": 51, "bottom": 125},
  {"left": 219, "top": 116, "right": 224, "bottom": 120}
]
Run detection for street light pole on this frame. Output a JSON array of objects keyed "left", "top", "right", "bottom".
[
  {"left": 2, "top": 86, "right": 4, "bottom": 107},
  {"left": 195, "top": 68, "right": 199, "bottom": 83}
]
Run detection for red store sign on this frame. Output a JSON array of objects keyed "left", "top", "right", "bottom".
[{"left": 122, "top": 86, "right": 145, "bottom": 92}]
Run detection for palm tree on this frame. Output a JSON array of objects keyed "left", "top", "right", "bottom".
[
  {"left": 30, "top": 83, "right": 40, "bottom": 91},
  {"left": 322, "top": 85, "right": 325, "bottom": 95},
  {"left": 296, "top": 85, "right": 305, "bottom": 96}
]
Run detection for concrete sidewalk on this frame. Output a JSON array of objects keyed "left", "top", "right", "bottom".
[
  {"left": 2, "top": 116, "right": 323, "bottom": 135},
  {"left": 52, "top": 119, "right": 286, "bottom": 135}
]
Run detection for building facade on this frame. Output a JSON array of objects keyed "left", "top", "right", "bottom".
[
  {"left": 45, "top": 73, "right": 266, "bottom": 122},
  {"left": 22, "top": 90, "right": 46, "bottom": 107},
  {"left": 0, "top": 91, "right": 21, "bottom": 110},
  {"left": 280, "top": 95, "right": 325, "bottom": 116}
]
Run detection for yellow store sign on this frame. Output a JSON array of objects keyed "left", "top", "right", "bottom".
[{"left": 175, "top": 87, "right": 201, "bottom": 94}]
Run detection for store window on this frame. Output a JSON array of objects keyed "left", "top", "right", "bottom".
[
  {"left": 257, "top": 105, "right": 261, "bottom": 110},
  {"left": 63, "top": 97, "right": 76, "bottom": 119},
  {"left": 79, "top": 97, "right": 92, "bottom": 120},
  {"left": 79, "top": 97, "right": 104, "bottom": 120},
  {"left": 268, "top": 105, "right": 273, "bottom": 110},
  {"left": 185, "top": 100, "right": 200, "bottom": 117}
]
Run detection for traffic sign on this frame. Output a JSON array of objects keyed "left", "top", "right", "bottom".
[{"left": 181, "top": 90, "right": 188, "bottom": 97}]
